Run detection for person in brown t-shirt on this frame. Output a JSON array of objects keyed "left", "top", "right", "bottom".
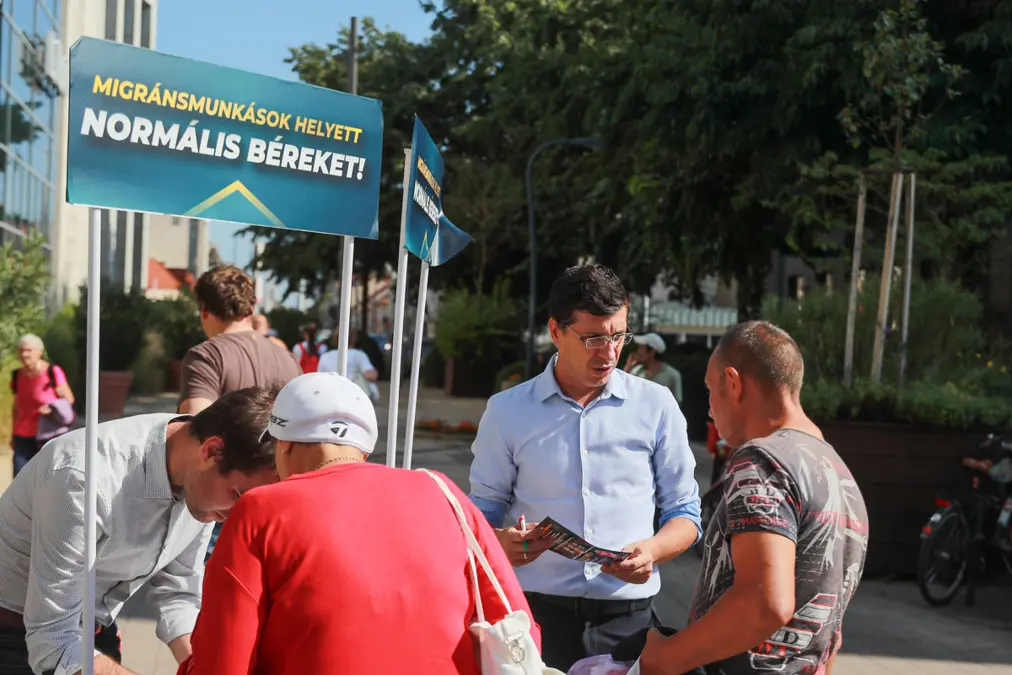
[{"left": 178, "top": 265, "right": 302, "bottom": 415}]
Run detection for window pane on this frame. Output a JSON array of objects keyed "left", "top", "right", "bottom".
[
  {"left": 140, "top": 1, "right": 151, "bottom": 48},
  {"left": 105, "top": 0, "right": 117, "bottom": 40},
  {"left": 123, "top": 0, "right": 134, "bottom": 45},
  {"left": 132, "top": 212, "right": 144, "bottom": 290}
]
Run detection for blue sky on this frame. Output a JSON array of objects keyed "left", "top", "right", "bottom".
[{"left": 157, "top": 0, "right": 434, "bottom": 272}]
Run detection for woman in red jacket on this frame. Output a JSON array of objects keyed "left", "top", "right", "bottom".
[{"left": 179, "top": 372, "right": 539, "bottom": 674}]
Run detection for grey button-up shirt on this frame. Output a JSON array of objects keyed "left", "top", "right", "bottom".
[{"left": 0, "top": 413, "right": 212, "bottom": 675}]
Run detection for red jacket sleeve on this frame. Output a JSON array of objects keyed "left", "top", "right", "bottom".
[
  {"left": 177, "top": 497, "right": 268, "bottom": 675},
  {"left": 449, "top": 479, "right": 542, "bottom": 652}
]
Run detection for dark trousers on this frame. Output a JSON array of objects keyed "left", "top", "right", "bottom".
[
  {"left": 0, "top": 615, "right": 121, "bottom": 675},
  {"left": 525, "top": 592, "right": 659, "bottom": 672},
  {"left": 11, "top": 436, "right": 37, "bottom": 478}
]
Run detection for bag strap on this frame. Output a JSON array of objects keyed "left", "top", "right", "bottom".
[{"left": 418, "top": 469, "right": 514, "bottom": 617}]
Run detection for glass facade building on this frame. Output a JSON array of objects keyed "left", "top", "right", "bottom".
[{"left": 0, "top": 0, "right": 62, "bottom": 252}]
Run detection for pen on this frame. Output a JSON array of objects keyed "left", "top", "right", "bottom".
[{"left": 519, "top": 514, "right": 527, "bottom": 533}]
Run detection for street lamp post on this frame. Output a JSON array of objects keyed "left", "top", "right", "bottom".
[{"left": 525, "top": 137, "right": 605, "bottom": 380}]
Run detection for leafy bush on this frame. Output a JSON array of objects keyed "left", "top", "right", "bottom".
[
  {"left": 803, "top": 377, "right": 1012, "bottom": 432},
  {"left": 149, "top": 291, "right": 203, "bottom": 360},
  {"left": 421, "top": 349, "right": 446, "bottom": 389},
  {"left": 767, "top": 275, "right": 1012, "bottom": 431},
  {"left": 434, "top": 282, "right": 521, "bottom": 364},
  {"left": 763, "top": 275, "right": 987, "bottom": 384},
  {"left": 0, "top": 234, "right": 50, "bottom": 361},
  {"left": 132, "top": 331, "right": 168, "bottom": 394},
  {"left": 266, "top": 307, "right": 316, "bottom": 349},
  {"left": 42, "top": 304, "right": 83, "bottom": 401},
  {"left": 74, "top": 284, "right": 152, "bottom": 372}
]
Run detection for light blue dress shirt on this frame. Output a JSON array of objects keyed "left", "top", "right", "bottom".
[{"left": 468, "top": 356, "right": 701, "bottom": 601}]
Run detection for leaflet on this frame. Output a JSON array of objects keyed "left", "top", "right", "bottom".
[{"left": 530, "top": 517, "right": 631, "bottom": 565}]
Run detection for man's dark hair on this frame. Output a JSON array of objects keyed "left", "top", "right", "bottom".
[
  {"left": 547, "top": 264, "right": 629, "bottom": 326},
  {"left": 193, "top": 264, "right": 256, "bottom": 322},
  {"left": 716, "top": 320, "right": 805, "bottom": 394},
  {"left": 189, "top": 385, "right": 279, "bottom": 474}
]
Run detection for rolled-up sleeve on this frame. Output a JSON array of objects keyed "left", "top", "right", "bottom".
[
  {"left": 468, "top": 399, "right": 515, "bottom": 528},
  {"left": 24, "top": 468, "right": 104, "bottom": 675},
  {"left": 653, "top": 391, "right": 702, "bottom": 540},
  {"left": 147, "top": 520, "right": 213, "bottom": 645}
]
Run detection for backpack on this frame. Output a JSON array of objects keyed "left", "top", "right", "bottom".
[
  {"left": 11, "top": 365, "right": 56, "bottom": 394},
  {"left": 299, "top": 341, "right": 321, "bottom": 373}
]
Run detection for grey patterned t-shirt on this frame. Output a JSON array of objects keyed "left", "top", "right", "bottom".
[{"left": 689, "top": 429, "right": 869, "bottom": 674}]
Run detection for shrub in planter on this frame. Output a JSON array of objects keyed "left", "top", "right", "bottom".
[
  {"left": 42, "top": 304, "right": 83, "bottom": 403},
  {"left": 421, "top": 349, "right": 445, "bottom": 389},
  {"left": 150, "top": 291, "right": 204, "bottom": 362},
  {"left": 435, "top": 283, "right": 521, "bottom": 397},
  {"left": 73, "top": 285, "right": 152, "bottom": 413}
]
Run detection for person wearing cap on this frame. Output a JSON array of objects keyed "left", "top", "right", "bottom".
[
  {"left": 623, "top": 332, "right": 683, "bottom": 405},
  {"left": 178, "top": 372, "right": 539, "bottom": 675}
]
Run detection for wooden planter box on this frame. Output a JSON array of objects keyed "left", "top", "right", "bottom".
[{"left": 821, "top": 421, "right": 980, "bottom": 578}]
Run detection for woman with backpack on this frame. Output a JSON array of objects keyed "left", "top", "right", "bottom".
[
  {"left": 291, "top": 322, "right": 327, "bottom": 373},
  {"left": 9, "top": 334, "right": 75, "bottom": 476}
]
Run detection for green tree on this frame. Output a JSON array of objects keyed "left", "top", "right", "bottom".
[{"left": 0, "top": 234, "right": 50, "bottom": 359}]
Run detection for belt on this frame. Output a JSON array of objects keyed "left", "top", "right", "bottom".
[
  {"left": 0, "top": 608, "right": 23, "bottom": 630},
  {"left": 525, "top": 592, "right": 654, "bottom": 619}
]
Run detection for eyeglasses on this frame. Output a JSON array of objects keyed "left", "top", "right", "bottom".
[{"left": 568, "top": 329, "right": 634, "bottom": 350}]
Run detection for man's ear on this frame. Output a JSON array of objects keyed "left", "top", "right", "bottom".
[
  {"left": 723, "top": 366, "right": 744, "bottom": 402},
  {"left": 548, "top": 318, "right": 563, "bottom": 346},
  {"left": 199, "top": 436, "right": 225, "bottom": 464}
]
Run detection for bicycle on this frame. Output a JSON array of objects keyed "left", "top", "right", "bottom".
[{"left": 916, "top": 433, "right": 1012, "bottom": 607}]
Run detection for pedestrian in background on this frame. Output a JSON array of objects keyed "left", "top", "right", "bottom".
[
  {"left": 9, "top": 334, "right": 74, "bottom": 477},
  {"left": 623, "top": 332, "right": 683, "bottom": 405},
  {"left": 469, "top": 263, "right": 701, "bottom": 671}
]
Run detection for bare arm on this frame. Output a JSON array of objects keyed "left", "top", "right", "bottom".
[
  {"left": 639, "top": 532, "right": 797, "bottom": 674},
  {"left": 168, "top": 634, "right": 193, "bottom": 663}
]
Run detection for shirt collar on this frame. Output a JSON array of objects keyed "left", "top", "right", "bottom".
[
  {"left": 144, "top": 416, "right": 189, "bottom": 500},
  {"left": 534, "top": 354, "right": 628, "bottom": 403}
]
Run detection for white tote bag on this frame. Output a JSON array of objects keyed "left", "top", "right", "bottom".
[{"left": 419, "top": 469, "right": 566, "bottom": 675}]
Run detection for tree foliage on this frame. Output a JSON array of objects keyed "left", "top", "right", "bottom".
[
  {"left": 0, "top": 235, "right": 50, "bottom": 359},
  {"left": 248, "top": 0, "right": 1012, "bottom": 323}
]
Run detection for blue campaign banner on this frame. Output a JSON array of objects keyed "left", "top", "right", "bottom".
[
  {"left": 405, "top": 116, "right": 472, "bottom": 265},
  {"left": 66, "top": 37, "right": 383, "bottom": 238}
]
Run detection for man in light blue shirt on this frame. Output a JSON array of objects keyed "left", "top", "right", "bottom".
[{"left": 469, "top": 264, "right": 701, "bottom": 671}]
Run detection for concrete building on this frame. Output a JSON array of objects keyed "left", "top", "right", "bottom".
[{"left": 37, "top": 0, "right": 209, "bottom": 308}]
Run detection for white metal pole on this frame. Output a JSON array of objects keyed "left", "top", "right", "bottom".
[
  {"left": 82, "top": 208, "right": 101, "bottom": 675},
  {"left": 386, "top": 148, "right": 412, "bottom": 467},
  {"left": 337, "top": 15, "right": 358, "bottom": 377},
  {"left": 337, "top": 237, "right": 354, "bottom": 375},
  {"left": 402, "top": 261, "right": 430, "bottom": 470}
]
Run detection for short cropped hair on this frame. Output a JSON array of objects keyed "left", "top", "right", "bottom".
[
  {"left": 189, "top": 385, "right": 279, "bottom": 475},
  {"left": 194, "top": 265, "right": 256, "bottom": 322},
  {"left": 547, "top": 264, "right": 629, "bottom": 326},
  {"left": 716, "top": 320, "right": 805, "bottom": 394}
]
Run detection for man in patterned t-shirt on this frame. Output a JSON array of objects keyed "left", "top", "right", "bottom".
[{"left": 639, "top": 321, "right": 868, "bottom": 675}]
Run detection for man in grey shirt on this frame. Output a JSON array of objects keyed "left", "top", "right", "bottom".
[{"left": 0, "top": 386, "right": 279, "bottom": 675}]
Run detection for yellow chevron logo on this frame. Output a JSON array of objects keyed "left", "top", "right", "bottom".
[
  {"left": 419, "top": 229, "right": 431, "bottom": 260},
  {"left": 184, "top": 180, "right": 284, "bottom": 228}
]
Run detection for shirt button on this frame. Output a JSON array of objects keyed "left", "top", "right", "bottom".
[
  {"left": 587, "top": 528, "right": 594, "bottom": 535},
  {"left": 584, "top": 488, "right": 591, "bottom": 496},
  {"left": 582, "top": 449, "right": 589, "bottom": 456}
]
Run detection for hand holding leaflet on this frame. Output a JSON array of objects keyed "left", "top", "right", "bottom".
[{"left": 530, "top": 517, "right": 631, "bottom": 565}]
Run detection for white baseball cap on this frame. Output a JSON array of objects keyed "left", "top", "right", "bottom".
[
  {"left": 262, "top": 372, "right": 378, "bottom": 454},
  {"left": 633, "top": 332, "right": 667, "bottom": 354}
]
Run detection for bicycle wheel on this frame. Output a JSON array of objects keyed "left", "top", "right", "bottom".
[{"left": 917, "top": 509, "right": 970, "bottom": 607}]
